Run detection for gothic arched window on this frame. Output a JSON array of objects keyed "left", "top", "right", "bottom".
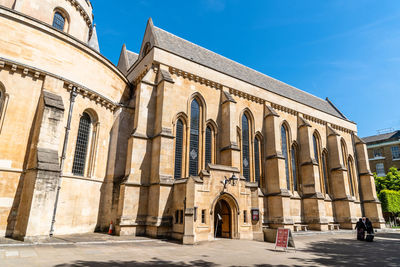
[
  {"left": 348, "top": 157, "right": 355, "bottom": 196},
  {"left": 72, "top": 112, "right": 92, "bottom": 176},
  {"left": 313, "top": 133, "right": 324, "bottom": 192},
  {"left": 322, "top": 151, "right": 330, "bottom": 194},
  {"left": 291, "top": 145, "right": 298, "bottom": 191},
  {"left": 205, "top": 126, "right": 212, "bottom": 168},
  {"left": 281, "top": 125, "right": 290, "bottom": 190},
  {"left": 189, "top": 99, "right": 200, "bottom": 176},
  {"left": 174, "top": 119, "right": 184, "bottom": 179},
  {"left": 52, "top": 11, "right": 66, "bottom": 31},
  {"left": 242, "top": 114, "right": 250, "bottom": 181},
  {"left": 254, "top": 137, "right": 261, "bottom": 185}
]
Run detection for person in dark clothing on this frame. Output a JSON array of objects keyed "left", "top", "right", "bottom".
[
  {"left": 355, "top": 218, "right": 366, "bottom": 241},
  {"left": 365, "top": 218, "right": 375, "bottom": 242},
  {"left": 365, "top": 218, "right": 374, "bottom": 234}
]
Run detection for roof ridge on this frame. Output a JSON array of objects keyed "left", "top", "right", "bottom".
[{"left": 153, "top": 25, "right": 330, "bottom": 105}]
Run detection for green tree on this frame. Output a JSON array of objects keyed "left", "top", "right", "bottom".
[{"left": 374, "top": 167, "right": 400, "bottom": 195}]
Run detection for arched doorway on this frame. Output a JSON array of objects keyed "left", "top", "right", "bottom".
[{"left": 214, "top": 199, "right": 231, "bottom": 238}]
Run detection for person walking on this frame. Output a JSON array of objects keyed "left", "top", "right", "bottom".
[
  {"left": 355, "top": 218, "right": 366, "bottom": 241},
  {"left": 365, "top": 218, "right": 375, "bottom": 242}
]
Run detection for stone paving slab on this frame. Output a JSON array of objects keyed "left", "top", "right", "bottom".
[{"left": 0, "top": 232, "right": 398, "bottom": 266}]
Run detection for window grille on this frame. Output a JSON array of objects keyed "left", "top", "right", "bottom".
[
  {"left": 281, "top": 126, "right": 290, "bottom": 190},
  {"left": 291, "top": 146, "right": 298, "bottom": 191},
  {"left": 205, "top": 126, "right": 212, "bottom": 168},
  {"left": 174, "top": 119, "right": 184, "bottom": 179},
  {"left": 322, "top": 152, "right": 329, "bottom": 194},
  {"left": 72, "top": 113, "right": 91, "bottom": 176},
  {"left": 52, "top": 12, "right": 65, "bottom": 31},
  {"left": 376, "top": 163, "right": 385, "bottom": 176},
  {"left": 373, "top": 149, "right": 383, "bottom": 158},
  {"left": 254, "top": 137, "right": 261, "bottom": 184},
  {"left": 189, "top": 99, "right": 200, "bottom": 176},
  {"left": 242, "top": 114, "right": 250, "bottom": 181},
  {"left": 391, "top": 146, "right": 400, "bottom": 159},
  {"left": 348, "top": 158, "right": 355, "bottom": 196}
]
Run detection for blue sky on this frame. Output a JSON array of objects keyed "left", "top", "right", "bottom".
[{"left": 94, "top": 0, "right": 400, "bottom": 137}]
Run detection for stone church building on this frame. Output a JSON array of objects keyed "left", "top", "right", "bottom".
[{"left": 0, "top": 0, "right": 384, "bottom": 243}]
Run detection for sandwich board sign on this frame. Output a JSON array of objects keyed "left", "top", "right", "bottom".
[{"left": 274, "top": 228, "right": 295, "bottom": 252}]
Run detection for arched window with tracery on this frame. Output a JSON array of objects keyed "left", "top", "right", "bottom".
[
  {"left": 189, "top": 99, "right": 200, "bottom": 176},
  {"left": 281, "top": 124, "right": 290, "bottom": 190},
  {"left": 313, "top": 133, "right": 324, "bottom": 192},
  {"left": 254, "top": 136, "right": 261, "bottom": 185},
  {"left": 174, "top": 119, "right": 184, "bottom": 179},
  {"left": 205, "top": 126, "right": 212, "bottom": 168},
  {"left": 322, "top": 151, "right": 330, "bottom": 195},
  {"left": 291, "top": 144, "right": 298, "bottom": 191},
  {"left": 242, "top": 114, "right": 251, "bottom": 181},
  {"left": 52, "top": 11, "right": 66, "bottom": 31},
  {"left": 72, "top": 112, "right": 92, "bottom": 176},
  {"left": 348, "top": 157, "right": 356, "bottom": 196}
]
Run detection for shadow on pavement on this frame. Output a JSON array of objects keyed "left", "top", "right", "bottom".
[
  {"left": 54, "top": 258, "right": 218, "bottom": 267},
  {"left": 290, "top": 233, "right": 400, "bottom": 267}
]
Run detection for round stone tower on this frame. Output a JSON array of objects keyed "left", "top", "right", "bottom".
[{"left": 0, "top": 0, "right": 94, "bottom": 42}]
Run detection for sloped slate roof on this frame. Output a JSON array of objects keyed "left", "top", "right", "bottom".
[
  {"left": 362, "top": 130, "right": 400, "bottom": 144},
  {"left": 151, "top": 25, "right": 345, "bottom": 119},
  {"left": 126, "top": 50, "right": 138, "bottom": 67}
]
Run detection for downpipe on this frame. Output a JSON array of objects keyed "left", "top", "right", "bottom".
[{"left": 49, "top": 86, "right": 78, "bottom": 237}]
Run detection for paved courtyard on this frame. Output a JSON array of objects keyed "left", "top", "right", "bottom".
[{"left": 0, "top": 231, "right": 399, "bottom": 266}]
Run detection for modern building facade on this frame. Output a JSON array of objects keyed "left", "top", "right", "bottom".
[
  {"left": 363, "top": 130, "right": 400, "bottom": 176},
  {"left": 0, "top": 0, "right": 384, "bottom": 244}
]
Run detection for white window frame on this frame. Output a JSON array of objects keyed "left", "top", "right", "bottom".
[
  {"left": 391, "top": 146, "right": 400, "bottom": 160},
  {"left": 376, "top": 163, "right": 385, "bottom": 177}
]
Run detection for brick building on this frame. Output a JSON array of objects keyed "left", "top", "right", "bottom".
[{"left": 363, "top": 130, "right": 400, "bottom": 176}]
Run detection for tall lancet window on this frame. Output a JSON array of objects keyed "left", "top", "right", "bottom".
[
  {"left": 205, "top": 126, "right": 212, "bottom": 168},
  {"left": 242, "top": 114, "right": 250, "bottom": 181},
  {"left": 189, "top": 99, "right": 200, "bottom": 176},
  {"left": 254, "top": 137, "right": 261, "bottom": 185},
  {"left": 72, "top": 112, "right": 91, "bottom": 176},
  {"left": 322, "top": 151, "right": 330, "bottom": 194},
  {"left": 281, "top": 125, "right": 290, "bottom": 190},
  {"left": 291, "top": 145, "right": 298, "bottom": 191},
  {"left": 348, "top": 157, "right": 355, "bottom": 196},
  {"left": 174, "top": 119, "right": 184, "bottom": 179}
]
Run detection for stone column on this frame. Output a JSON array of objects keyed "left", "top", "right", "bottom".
[
  {"left": 298, "top": 116, "right": 328, "bottom": 230},
  {"left": 146, "top": 66, "right": 176, "bottom": 238},
  {"left": 354, "top": 135, "right": 385, "bottom": 228},
  {"left": 13, "top": 89, "right": 65, "bottom": 240},
  {"left": 183, "top": 177, "right": 196, "bottom": 244},
  {"left": 219, "top": 88, "right": 240, "bottom": 169},
  {"left": 116, "top": 68, "right": 157, "bottom": 236},
  {"left": 326, "top": 125, "right": 357, "bottom": 229},
  {"left": 263, "top": 105, "right": 293, "bottom": 229}
]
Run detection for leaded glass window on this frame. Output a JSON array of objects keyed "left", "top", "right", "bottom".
[
  {"left": 174, "top": 119, "right": 184, "bottom": 179},
  {"left": 52, "top": 12, "right": 65, "bottom": 31},
  {"left": 189, "top": 99, "right": 200, "bottom": 176},
  {"left": 205, "top": 126, "right": 212, "bottom": 168},
  {"left": 322, "top": 152, "right": 329, "bottom": 194},
  {"left": 254, "top": 137, "right": 261, "bottom": 184},
  {"left": 281, "top": 125, "right": 290, "bottom": 190},
  {"left": 348, "top": 158, "right": 355, "bottom": 196},
  {"left": 291, "top": 145, "right": 298, "bottom": 191},
  {"left": 313, "top": 135, "right": 320, "bottom": 165},
  {"left": 72, "top": 113, "right": 91, "bottom": 176},
  {"left": 242, "top": 114, "right": 250, "bottom": 181}
]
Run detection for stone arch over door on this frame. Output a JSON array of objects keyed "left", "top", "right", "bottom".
[{"left": 210, "top": 193, "right": 239, "bottom": 239}]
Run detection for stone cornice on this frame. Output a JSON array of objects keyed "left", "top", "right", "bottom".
[
  {"left": 66, "top": 0, "right": 93, "bottom": 29},
  {"left": 169, "top": 66, "right": 223, "bottom": 90},
  {"left": 0, "top": 57, "right": 118, "bottom": 111}
]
